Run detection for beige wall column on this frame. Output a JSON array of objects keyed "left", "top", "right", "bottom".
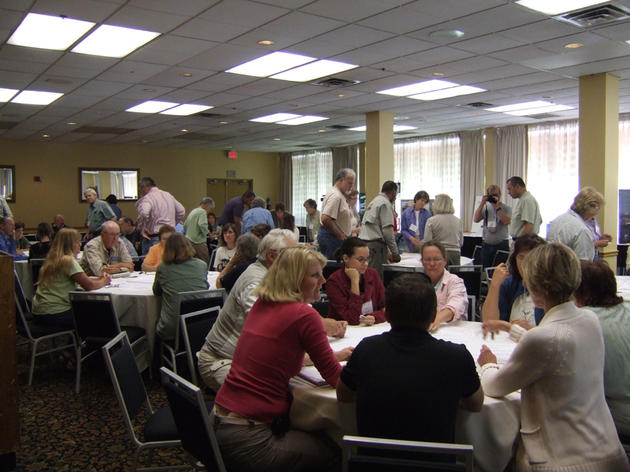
[
  {"left": 364, "top": 111, "right": 394, "bottom": 199},
  {"left": 579, "top": 72, "right": 619, "bottom": 267}
]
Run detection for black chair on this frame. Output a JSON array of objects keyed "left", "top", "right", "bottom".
[
  {"left": 471, "top": 245, "right": 482, "bottom": 265},
  {"left": 448, "top": 265, "right": 482, "bottom": 321},
  {"left": 29, "top": 257, "right": 46, "bottom": 292},
  {"left": 161, "top": 289, "right": 226, "bottom": 375},
  {"left": 70, "top": 291, "right": 148, "bottom": 393},
  {"left": 180, "top": 306, "right": 221, "bottom": 386},
  {"left": 342, "top": 435, "right": 473, "bottom": 472},
  {"left": 209, "top": 248, "right": 218, "bottom": 271},
  {"left": 322, "top": 260, "right": 343, "bottom": 291},
  {"left": 14, "top": 271, "right": 77, "bottom": 386},
  {"left": 312, "top": 300, "right": 329, "bottom": 317},
  {"left": 492, "top": 250, "right": 510, "bottom": 267},
  {"left": 161, "top": 367, "right": 227, "bottom": 472},
  {"left": 133, "top": 255, "right": 146, "bottom": 272},
  {"left": 102, "top": 333, "right": 188, "bottom": 472}
]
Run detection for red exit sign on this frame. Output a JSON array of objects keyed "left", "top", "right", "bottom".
[{"left": 227, "top": 151, "right": 238, "bottom": 159}]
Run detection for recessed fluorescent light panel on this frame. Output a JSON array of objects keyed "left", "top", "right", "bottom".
[
  {"left": 349, "top": 125, "right": 417, "bottom": 132},
  {"left": 277, "top": 115, "right": 328, "bottom": 125},
  {"left": 0, "top": 88, "right": 19, "bottom": 102},
  {"left": 7, "top": 12, "right": 95, "bottom": 50},
  {"left": 159, "top": 104, "right": 214, "bottom": 116},
  {"left": 227, "top": 52, "right": 315, "bottom": 78},
  {"left": 72, "top": 24, "right": 159, "bottom": 58},
  {"left": 515, "top": 0, "right": 605, "bottom": 15},
  {"left": 270, "top": 59, "right": 357, "bottom": 82},
  {"left": 378, "top": 80, "right": 459, "bottom": 97},
  {"left": 250, "top": 113, "right": 301, "bottom": 123},
  {"left": 486, "top": 100, "right": 573, "bottom": 116},
  {"left": 126, "top": 100, "right": 179, "bottom": 113},
  {"left": 10, "top": 90, "right": 63, "bottom": 105},
  {"left": 410, "top": 85, "right": 486, "bottom": 101}
]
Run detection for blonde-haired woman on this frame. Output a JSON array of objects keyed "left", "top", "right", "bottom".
[
  {"left": 213, "top": 246, "right": 353, "bottom": 472},
  {"left": 153, "top": 233, "right": 208, "bottom": 340},
  {"left": 32, "top": 228, "right": 110, "bottom": 331},
  {"left": 423, "top": 193, "right": 463, "bottom": 266},
  {"left": 478, "top": 243, "right": 629, "bottom": 471},
  {"left": 548, "top": 186, "right": 605, "bottom": 261}
]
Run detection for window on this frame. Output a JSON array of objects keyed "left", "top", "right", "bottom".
[
  {"left": 394, "top": 133, "right": 461, "bottom": 216},
  {"left": 620, "top": 115, "right": 630, "bottom": 190},
  {"left": 0, "top": 165, "right": 15, "bottom": 201},
  {"left": 79, "top": 168, "right": 139, "bottom": 201},
  {"left": 291, "top": 150, "right": 333, "bottom": 226},
  {"left": 526, "top": 120, "right": 579, "bottom": 237}
]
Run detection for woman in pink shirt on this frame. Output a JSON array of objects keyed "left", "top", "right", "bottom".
[
  {"left": 421, "top": 241, "right": 468, "bottom": 331},
  {"left": 213, "top": 246, "right": 353, "bottom": 472}
]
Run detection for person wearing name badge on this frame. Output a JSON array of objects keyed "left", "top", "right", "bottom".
[
  {"left": 401, "top": 190, "right": 431, "bottom": 252},
  {"left": 473, "top": 185, "right": 511, "bottom": 268},
  {"left": 326, "top": 237, "right": 386, "bottom": 326},
  {"left": 303, "top": 199, "right": 321, "bottom": 243}
]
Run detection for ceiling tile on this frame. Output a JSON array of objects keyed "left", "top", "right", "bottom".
[
  {"left": 129, "top": 0, "right": 215, "bottom": 16},
  {"left": 128, "top": 35, "right": 218, "bottom": 66},
  {"left": 333, "top": 36, "right": 437, "bottom": 66},
  {"left": 310, "top": 24, "right": 394, "bottom": 51},
  {"left": 142, "top": 66, "right": 216, "bottom": 87},
  {"left": 357, "top": 4, "right": 448, "bottom": 34},
  {"left": 30, "top": 0, "right": 121, "bottom": 22},
  {"left": 499, "top": 19, "right": 580, "bottom": 44},
  {"left": 96, "top": 60, "right": 170, "bottom": 83},
  {"left": 199, "top": 0, "right": 289, "bottom": 27},
  {"left": 300, "top": 0, "right": 401, "bottom": 22},
  {"left": 105, "top": 5, "right": 190, "bottom": 32},
  {"left": 453, "top": 34, "right": 524, "bottom": 55}
]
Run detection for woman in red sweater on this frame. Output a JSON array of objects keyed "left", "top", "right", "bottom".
[
  {"left": 213, "top": 246, "right": 353, "bottom": 472},
  {"left": 326, "top": 237, "right": 386, "bottom": 325}
]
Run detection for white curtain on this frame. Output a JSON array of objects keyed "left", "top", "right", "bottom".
[
  {"left": 122, "top": 171, "right": 138, "bottom": 199},
  {"left": 526, "top": 120, "right": 579, "bottom": 237},
  {"left": 291, "top": 149, "right": 333, "bottom": 226},
  {"left": 394, "top": 133, "right": 461, "bottom": 216},
  {"left": 459, "top": 130, "right": 485, "bottom": 231},
  {"left": 110, "top": 171, "right": 124, "bottom": 198},
  {"left": 495, "top": 125, "right": 527, "bottom": 211}
]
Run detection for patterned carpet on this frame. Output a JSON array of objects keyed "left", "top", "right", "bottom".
[{"left": 14, "top": 340, "right": 190, "bottom": 471}]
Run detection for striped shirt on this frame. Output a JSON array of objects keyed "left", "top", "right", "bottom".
[{"left": 135, "top": 186, "right": 185, "bottom": 234}]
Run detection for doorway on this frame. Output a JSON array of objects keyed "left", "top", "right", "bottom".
[{"left": 206, "top": 178, "right": 253, "bottom": 216}]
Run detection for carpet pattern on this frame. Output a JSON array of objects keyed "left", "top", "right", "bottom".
[{"left": 14, "top": 340, "right": 190, "bottom": 471}]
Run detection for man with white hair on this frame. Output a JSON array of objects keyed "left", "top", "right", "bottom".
[
  {"left": 184, "top": 196, "right": 215, "bottom": 266},
  {"left": 80, "top": 220, "right": 134, "bottom": 276},
  {"left": 318, "top": 168, "right": 356, "bottom": 259},
  {"left": 0, "top": 216, "right": 27, "bottom": 260},
  {"left": 84, "top": 187, "right": 116, "bottom": 240},
  {"left": 197, "top": 229, "right": 347, "bottom": 390}
]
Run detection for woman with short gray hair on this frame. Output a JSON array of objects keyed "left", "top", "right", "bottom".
[{"left": 422, "top": 194, "right": 463, "bottom": 266}]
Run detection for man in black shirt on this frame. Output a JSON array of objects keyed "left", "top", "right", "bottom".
[{"left": 336, "top": 273, "right": 483, "bottom": 445}]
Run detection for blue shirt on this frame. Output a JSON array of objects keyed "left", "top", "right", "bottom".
[
  {"left": 400, "top": 206, "right": 431, "bottom": 251},
  {"left": 241, "top": 207, "right": 274, "bottom": 234},
  {"left": 0, "top": 232, "right": 27, "bottom": 260}
]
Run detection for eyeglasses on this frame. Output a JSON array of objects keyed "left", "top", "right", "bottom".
[
  {"left": 104, "top": 232, "right": 120, "bottom": 237},
  {"left": 422, "top": 258, "right": 444, "bottom": 264},
  {"left": 353, "top": 257, "right": 370, "bottom": 264}
]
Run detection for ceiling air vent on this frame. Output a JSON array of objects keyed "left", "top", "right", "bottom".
[
  {"left": 197, "top": 112, "right": 223, "bottom": 118},
  {"left": 327, "top": 124, "right": 352, "bottom": 130},
  {"left": 529, "top": 113, "right": 560, "bottom": 119},
  {"left": 297, "top": 144, "right": 319, "bottom": 148},
  {"left": 178, "top": 132, "right": 228, "bottom": 141},
  {"left": 74, "top": 126, "right": 134, "bottom": 134},
  {"left": 312, "top": 77, "right": 360, "bottom": 87},
  {"left": 555, "top": 3, "right": 630, "bottom": 27},
  {"left": 466, "top": 102, "right": 494, "bottom": 108}
]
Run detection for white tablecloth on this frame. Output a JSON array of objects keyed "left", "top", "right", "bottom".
[
  {"left": 617, "top": 275, "right": 630, "bottom": 300},
  {"left": 15, "top": 259, "right": 33, "bottom": 300},
  {"left": 92, "top": 271, "right": 219, "bottom": 352},
  {"left": 289, "top": 320, "right": 520, "bottom": 472}
]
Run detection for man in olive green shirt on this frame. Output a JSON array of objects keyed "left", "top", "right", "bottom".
[{"left": 184, "top": 197, "right": 215, "bottom": 267}]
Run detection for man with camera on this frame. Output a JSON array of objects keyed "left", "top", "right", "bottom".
[{"left": 473, "top": 185, "right": 511, "bottom": 267}]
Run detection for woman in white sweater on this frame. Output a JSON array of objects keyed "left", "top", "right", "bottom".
[{"left": 478, "top": 243, "right": 629, "bottom": 471}]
